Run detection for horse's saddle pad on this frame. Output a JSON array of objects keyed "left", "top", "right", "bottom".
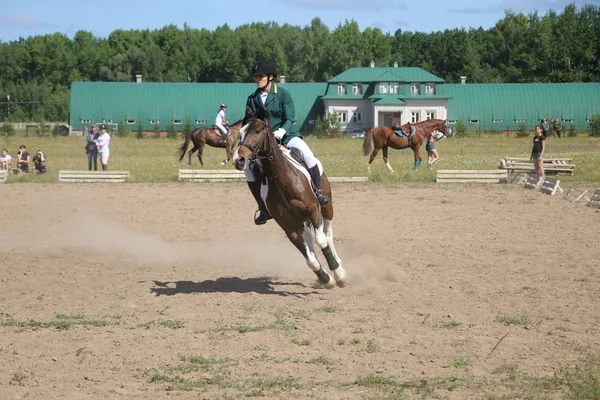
[{"left": 393, "top": 124, "right": 416, "bottom": 137}]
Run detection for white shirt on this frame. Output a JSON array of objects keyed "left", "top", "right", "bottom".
[
  {"left": 97, "top": 132, "right": 110, "bottom": 153},
  {"left": 215, "top": 109, "right": 226, "bottom": 126},
  {"left": 0, "top": 154, "right": 11, "bottom": 162}
]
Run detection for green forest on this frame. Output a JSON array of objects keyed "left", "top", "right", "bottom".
[{"left": 0, "top": 3, "right": 598, "bottom": 122}]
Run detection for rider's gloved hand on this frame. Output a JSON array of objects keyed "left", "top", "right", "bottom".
[{"left": 273, "top": 128, "right": 286, "bottom": 140}]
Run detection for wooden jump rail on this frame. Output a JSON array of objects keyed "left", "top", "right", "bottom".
[
  {"left": 0, "top": 169, "right": 7, "bottom": 183},
  {"left": 178, "top": 169, "right": 368, "bottom": 183},
  {"left": 499, "top": 157, "right": 575, "bottom": 175},
  {"left": 436, "top": 169, "right": 508, "bottom": 184},
  {"left": 59, "top": 170, "right": 130, "bottom": 183},
  {"left": 587, "top": 189, "right": 600, "bottom": 209}
]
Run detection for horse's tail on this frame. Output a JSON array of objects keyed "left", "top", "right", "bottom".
[
  {"left": 362, "top": 128, "right": 374, "bottom": 156},
  {"left": 177, "top": 128, "right": 194, "bottom": 161}
]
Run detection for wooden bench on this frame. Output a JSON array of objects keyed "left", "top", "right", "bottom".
[
  {"left": 0, "top": 169, "right": 7, "bottom": 183},
  {"left": 436, "top": 170, "right": 508, "bottom": 184},
  {"left": 499, "top": 157, "right": 575, "bottom": 175},
  {"left": 59, "top": 170, "right": 130, "bottom": 183},
  {"left": 587, "top": 189, "right": 600, "bottom": 209},
  {"left": 179, "top": 169, "right": 369, "bottom": 183}
]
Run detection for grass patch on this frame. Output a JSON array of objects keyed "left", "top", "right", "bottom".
[
  {"left": 0, "top": 314, "right": 107, "bottom": 330},
  {"left": 2, "top": 136, "right": 600, "bottom": 183},
  {"left": 497, "top": 315, "right": 534, "bottom": 328},
  {"left": 439, "top": 321, "right": 462, "bottom": 329},
  {"left": 366, "top": 339, "right": 380, "bottom": 353},
  {"left": 159, "top": 320, "right": 184, "bottom": 329}
]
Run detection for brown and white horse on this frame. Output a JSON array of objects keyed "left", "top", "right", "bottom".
[
  {"left": 177, "top": 121, "right": 243, "bottom": 166},
  {"left": 362, "top": 119, "right": 452, "bottom": 171},
  {"left": 233, "top": 108, "right": 349, "bottom": 289}
]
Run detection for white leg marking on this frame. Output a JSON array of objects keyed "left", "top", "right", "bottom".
[
  {"left": 314, "top": 224, "right": 327, "bottom": 249},
  {"left": 301, "top": 227, "right": 321, "bottom": 272},
  {"left": 324, "top": 219, "right": 349, "bottom": 288},
  {"left": 386, "top": 161, "right": 394, "bottom": 172}
]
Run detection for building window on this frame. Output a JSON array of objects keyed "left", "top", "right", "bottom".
[
  {"left": 391, "top": 82, "right": 398, "bottom": 94},
  {"left": 103, "top": 119, "right": 113, "bottom": 124},
  {"left": 337, "top": 84, "right": 346, "bottom": 95},
  {"left": 150, "top": 120, "right": 160, "bottom": 125},
  {"left": 352, "top": 83, "right": 362, "bottom": 95},
  {"left": 425, "top": 112, "right": 435, "bottom": 120},
  {"left": 493, "top": 119, "right": 503, "bottom": 124},
  {"left": 411, "top": 112, "right": 420, "bottom": 123},
  {"left": 172, "top": 120, "right": 182, "bottom": 125},
  {"left": 352, "top": 112, "right": 362, "bottom": 123},
  {"left": 469, "top": 120, "right": 479, "bottom": 124},
  {"left": 80, "top": 119, "right": 91, "bottom": 123},
  {"left": 515, "top": 119, "right": 526, "bottom": 124},
  {"left": 126, "top": 119, "right": 136, "bottom": 125},
  {"left": 410, "top": 83, "right": 419, "bottom": 94},
  {"left": 563, "top": 119, "right": 574, "bottom": 123},
  {"left": 379, "top": 82, "right": 388, "bottom": 94},
  {"left": 447, "top": 120, "right": 456, "bottom": 125},
  {"left": 196, "top": 120, "right": 206, "bottom": 124},
  {"left": 425, "top": 83, "right": 435, "bottom": 94},
  {"left": 334, "top": 111, "right": 347, "bottom": 123},
  {"left": 308, "top": 119, "right": 317, "bottom": 125}
]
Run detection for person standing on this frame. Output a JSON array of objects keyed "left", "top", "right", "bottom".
[
  {"left": 531, "top": 125, "right": 546, "bottom": 177},
  {"left": 540, "top": 118, "right": 549, "bottom": 138},
  {"left": 215, "top": 103, "right": 229, "bottom": 144},
  {"left": 426, "top": 132, "right": 441, "bottom": 169},
  {"left": 244, "top": 60, "right": 329, "bottom": 225},
  {"left": 96, "top": 124, "right": 111, "bottom": 171},
  {"left": 86, "top": 123, "right": 100, "bottom": 170},
  {"left": 551, "top": 117, "right": 562, "bottom": 138}
]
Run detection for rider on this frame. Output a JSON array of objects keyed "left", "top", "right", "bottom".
[
  {"left": 245, "top": 60, "right": 329, "bottom": 225},
  {"left": 215, "top": 103, "right": 229, "bottom": 144}
]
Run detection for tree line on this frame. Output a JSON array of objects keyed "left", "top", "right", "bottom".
[{"left": 0, "top": 3, "right": 598, "bottom": 123}]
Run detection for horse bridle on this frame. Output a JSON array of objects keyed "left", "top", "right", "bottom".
[{"left": 238, "top": 118, "right": 273, "bottom": 161}]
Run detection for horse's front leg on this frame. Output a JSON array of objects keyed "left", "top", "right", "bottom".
[
  {"left": 382, "top": 146, "right": 394, "bottom": 172},
  {"left": 220, "top": 143, "right": 232, "bottom": 166},
  {"left": 288, "top": 228, "right": 334, "bottom": 289},
  {"left": 412, "top": 145, "right": 421, "bottom": 170},
  {"left": 322, "top": 219, "right": 349, "bottom": 288}
]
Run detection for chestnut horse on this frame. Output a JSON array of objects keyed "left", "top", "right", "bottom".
[
  {"left": 362, "top": 119, "right": 452, "bottom": 172},
  {"left": 177, "top": 120, "right": 243, "bottom": 166},
  {"left": 233, "top": 108, "right": 349, "bottom": 289}
]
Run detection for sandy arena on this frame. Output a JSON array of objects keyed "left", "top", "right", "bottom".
[{"left": 1, "top": 182, "right": 599, "bottom": 399}]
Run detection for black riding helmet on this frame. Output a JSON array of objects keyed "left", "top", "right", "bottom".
[{"left": 251, "top": 60, "right": 277, "bottom": 78}]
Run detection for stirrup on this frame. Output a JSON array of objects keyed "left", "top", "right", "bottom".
[
  {"left": 315, "top": 190, "right": 329, "bottom": 205},
  {"left": 254, "top": 209, "right": 272, "bottom": 225}
]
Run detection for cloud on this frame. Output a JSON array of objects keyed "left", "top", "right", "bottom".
[
  {"left": 0, "top": 14, "right": 47, "bottom": 28},
  {"left": 284, "top": 0, "right": 408, "bottom": 12},
  {"left": 447, "top": 0, "right": 598, "bottom": 15}
]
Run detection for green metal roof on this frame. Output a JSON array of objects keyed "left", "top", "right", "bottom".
[
  {"left": 327, "top": 67, "right": 445, "bottom": 84},
  {"left": 372, "top": 96, "right": 406, "bottom": 105},
  {"left": 445, "top": 83, "right": 600, "bottom": 129},
  {"left": 70, "top": 82, "right": 327, "bottom": 132}
]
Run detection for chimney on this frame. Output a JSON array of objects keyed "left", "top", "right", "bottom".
[
  {"left": 370, "top": 60, "right": 375, "bottom": 68},
  {"left": 393, "top": 61, "right": 398, "bottom": 67},
  {"left": 136, "top": 74, "right": 142, "bottom": 83},
  {"left": 279, "top": 75, "right": 286, "bottom": 84},
  {"left": 460, "top": 76, "right": 466, "bottom": 84}
]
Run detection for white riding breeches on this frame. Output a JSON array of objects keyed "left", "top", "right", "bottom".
[
  {"left": 99, "top": 151, "right": 109, "bottom": 165},
  {"left": 215, "top": 122, "right": 227, "bottom": 135}
]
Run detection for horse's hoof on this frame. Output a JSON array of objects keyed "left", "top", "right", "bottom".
[
  {"left": 333, "top": 269, "right": 349, "bottom": 288},
  {"left": 321, "top": 279, "right": 336, "bottom": 290}
]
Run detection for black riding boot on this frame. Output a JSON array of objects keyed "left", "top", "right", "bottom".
[
  {"left": 308, "top": 165, "right": 329, "bottom": 205},
  {"left": 247, "top": 181, "right": 272, "bottom": 225}
]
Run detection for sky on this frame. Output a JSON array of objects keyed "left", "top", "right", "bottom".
[{"left": 0, "top": 0, "right": 596, "bottom": 42}]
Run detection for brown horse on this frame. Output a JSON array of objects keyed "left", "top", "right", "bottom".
[
  {"left": 362, "top": 119, "right": 452, "bottom": 172},
  {"left": 177, "top": 120, "right": 243, "bottom": 166},
  {"left": 233, "top": 108, "right": 349, "bottom": 289}
]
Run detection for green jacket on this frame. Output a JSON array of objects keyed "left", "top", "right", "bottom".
[{"left": 246, "top": 84, "right": 302, "bottom": 146}]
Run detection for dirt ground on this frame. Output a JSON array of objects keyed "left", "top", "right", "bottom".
[{"left": 1, "top": 182, "right": 599, "bottom": 399}]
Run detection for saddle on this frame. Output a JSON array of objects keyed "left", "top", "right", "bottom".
[
  {"left": 213, "top": 125, "right": 230, "bottom": 136},
  {"left": 392, "top": 123, "right": 415, "bottom": 137}
]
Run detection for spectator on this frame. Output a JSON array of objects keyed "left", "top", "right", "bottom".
[
  {"left": 0, "top": 148, "right": 12, "bottom": 170},
  {"left": 16, "top": 144, "right": 30, "bottom": 173},
  {"left": 33, "top": 150, "right": 47, "bottom": 174},
  {"left": 551, "top": 117, "right": 562, "bottom": 138},
  {"left": 96, "top": 124, "right": 111, "bottom": 170},
  {"left": 86, "top": 123, "right": 100, "bottom": 170},
  {"left": 540, "top": 118, "right": 549, "bottom": 138},
  {"left": 531, "top": 125, "right": 546, "bottom": 177}
]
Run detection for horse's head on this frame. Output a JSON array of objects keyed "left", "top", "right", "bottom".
[
  {"left": 437, "top": 120, "right": 453, "bottom": 138},
  {"left": 233, "top": 107, "right": 272, "bottom": 171}
]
